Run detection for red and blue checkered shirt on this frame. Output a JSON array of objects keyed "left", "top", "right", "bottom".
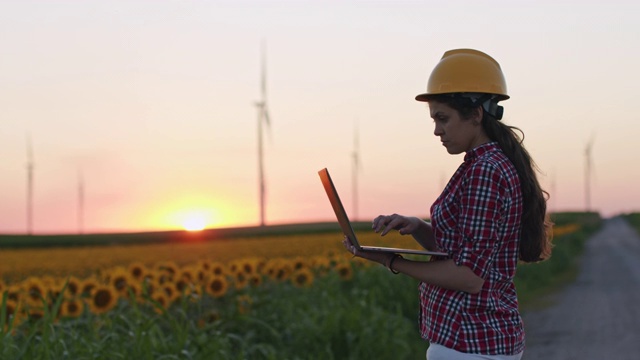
[{"left": 420, "top": 142, "right": 525, "bottom": 355}]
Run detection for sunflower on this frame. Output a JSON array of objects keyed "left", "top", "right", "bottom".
[
  {"left": 227, "top": 260, "right": 241, "bottom": 274},
  {"left": 291, "top": 256, "right": 308, "bottom": 271},
  {"left": 160, "top": 282, "right": 179, "bottom": 304},
  {"left": 268, "top": 260, "right": 293, "bottom": 282},
  {"left": 552, "top": 223, "right": 581, "bottom": 237},
  {"left": 126, "top": 281, "right": 143, "bottom": 302},
  {"left": 151, "top": 292, "right": 169, "bottom": 314},
  {"left": 155, "top": 271, "right": 173, "bottom": 285},
  {"left": 233, "top": 271, "right": 249, "bottom": 290},
  {"left": 239, "top": 258, "right": 258, "bottom": 275},
  {"left": 60, "top": 298, "right": 84, "bottom": 318},
  {"left": 194, "top": 268, "right": 208, "bottom": 285},
  {"left": 64, "top": 276, "right": 82, "bottom": 299},
  {"left": 175, "top": 277, "right": 200, "bottom": 301},
  {"left": 108, "top": 267, "right": 133, "bottom": 296},
  {"left": 248, "top": 274, "right": 263, "bottom": 288},
  {"left": 79, "top": 277, "right": 99, "bottom": 298},
  {"left": 6, "top": 285, "right": 22, "bottom": 303},
  {"left": 27, "top": 306, "right": 45, "bottom": 322},
  {"left": 188, "top": 283, "right": 202, "bottom": 298},
  {"left": 205, "top": 276, "right": 228, "bottom": 298},
  {"left": 140, "top": 278, "right": 157, "bottom": 298},
  {"left": 311, "top": 256, "right": 331, "bottom": 276},
  {"left": 128, "top": 262, "right": 148, "bottom": 282},
  {"left": 196, "top": 259, "right": 213, "bottom": 272},
  {"left": 22, "top": 277, "right": 46, "bottom": 306},
  {"left": 255, "top": 258, "right": 267, "bottom": 273},
  {"left": 291, "top": 268, "right": 314, "bottom": 288},
  {"left": 210, "top": 262, "right": 227, "bottom": 277},
  {"left": 46, "top": 282, "right": 65, "bottom": 307},
  {"left": 40, "top": 275, "right": 58, "bottom": 288},
  {"left": 198, "top": 309, "right": 221, "bottom": 328},
  {"left": 334, "top": 262, "right": 353, "bottom": 281},
  {"left": 155, "top": 261, "right": 179, "bottom": 279},
  {"left": 178, "top": 267, "right": 198, "bottom": 285},
  {"left": 236, "top": 294, "right": 253, "bottom": 315},
  {"left": 89, "top": 285, "right": 118, "bottom": 314}
]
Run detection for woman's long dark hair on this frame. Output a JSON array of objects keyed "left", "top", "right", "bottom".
[{"left": 429, "top": 94, "right": 553, "bottom": 262}]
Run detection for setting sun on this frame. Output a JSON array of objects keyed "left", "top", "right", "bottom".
[
  {"left": 142, "top": 192, "right": 254, "bottom": 232},
  {"left": 178, "top": 210, "right": 214, "bottom": 231},
  {"left": 182, "top": 214, "right": 207, "bottom": 231}
]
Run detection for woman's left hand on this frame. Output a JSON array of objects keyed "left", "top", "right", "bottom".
[{"left": 342, "top": 236, "right": 393, "bottom": 267}]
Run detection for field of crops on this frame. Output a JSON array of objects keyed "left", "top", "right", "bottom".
[{"left": 0, "top": 213, "right": 602, "bottom": 359}]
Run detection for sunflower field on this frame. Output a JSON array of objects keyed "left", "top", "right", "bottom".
[{"left": 0, "top": 214, "right": 600, "bottom": 359}]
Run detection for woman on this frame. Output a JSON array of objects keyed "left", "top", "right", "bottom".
[{"left": 343, "top": 49, "right": 552, "bottom": 359}]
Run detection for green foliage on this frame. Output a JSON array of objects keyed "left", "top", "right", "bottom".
[
  {"left": 622, "top": 213, "right": 640, "bottom": 235},
  {"left": 1, "top": 269, "right": 426, "bottom": 360},
  {"left": 549, "top": 211, "right": 601, "bottom": 228},
  {"left": 0, "top": 213, "right": 602, "bottom": 359}
]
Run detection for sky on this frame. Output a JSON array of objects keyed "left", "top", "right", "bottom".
[{"left": 1, "top": 0, "right": 639, "bottom": 234}]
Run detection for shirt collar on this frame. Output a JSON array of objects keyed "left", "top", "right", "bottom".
[{"left": 464, "top": 142, "right": 499, "bottom": 162}]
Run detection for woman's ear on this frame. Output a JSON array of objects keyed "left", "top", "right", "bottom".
[{"left": 472, "top": 106, "right": 483, "bottom": 125}]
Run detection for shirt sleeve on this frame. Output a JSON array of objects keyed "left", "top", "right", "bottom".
[{"left": 452, "top": 161, "right": 505, "bottom": 280}]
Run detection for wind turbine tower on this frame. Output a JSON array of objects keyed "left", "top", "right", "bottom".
[
  {"left": 584, "top": 135, "right": 595, "bottom": 212},
  {"left": 254, "top": 40, "right": 271, "bottom": 227},
  {"left": 26, "top": 133, "right": 34, "bottom": 235},
  {"left": 351, "top": 121, "right": 361, "bottom": 221}
]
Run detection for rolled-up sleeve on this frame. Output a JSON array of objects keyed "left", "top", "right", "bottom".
[{"left": 452, "top": 162, "right": 504, "bottom": 280}]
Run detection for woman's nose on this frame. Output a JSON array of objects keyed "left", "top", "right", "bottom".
[{"left": 433, "top": 124, "right": 443, "bottom": 136}]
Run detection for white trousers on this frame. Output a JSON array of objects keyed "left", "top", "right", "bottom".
[{"left": 426, "top": 343, "right": 523, "bottom": 360}]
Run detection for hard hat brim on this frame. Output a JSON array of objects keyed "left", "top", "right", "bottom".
[{"left": 414, "top": 92, "right": 509, "bottom": 102}]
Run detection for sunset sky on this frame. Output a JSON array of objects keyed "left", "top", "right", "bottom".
[{"left": 1, "top": 1, "right": 639, "bottom": 234}]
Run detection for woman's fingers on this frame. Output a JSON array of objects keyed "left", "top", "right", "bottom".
[{"left": 342, "top": 236, "right": 357, "bottom": 255}]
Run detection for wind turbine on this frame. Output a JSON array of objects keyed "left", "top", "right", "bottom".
[
  {"left": 254, "top": 40, "right": 271, "bottom": 227},
  {"left": 26, "top": 133, "right": 34, "bottom": 235},
  {"left": 584, "top": 134, "right": 595, "bottom": 212},
  {"left": 351, "top": 121, "right": 361, "bottom": 221}
]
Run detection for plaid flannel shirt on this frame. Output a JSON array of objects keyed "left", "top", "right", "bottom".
[{"left": 420, "top": 142, "right": 525, "bottom": 355}]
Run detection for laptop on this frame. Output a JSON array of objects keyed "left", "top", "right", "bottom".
[{"left": 318, "top": 167, "right": 447, "bottom": 257}]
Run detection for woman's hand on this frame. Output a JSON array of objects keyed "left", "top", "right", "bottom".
[
  {"left": 342, "top": 236, "right": 393, "bottom": 267},
  {"left": 372, "top": 214, "right": 421, "bottom": 236}
]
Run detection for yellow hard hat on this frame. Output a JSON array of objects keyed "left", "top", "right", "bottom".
[{"left": 415, "top": 49, "right": 509, "bottom": 102}]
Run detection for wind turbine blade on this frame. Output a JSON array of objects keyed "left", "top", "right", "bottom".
[
  {"left": 263, "top": 108, "right": 271, "bottom": 127},
  {"left": 261, "top": 39, "right": 267, "bottom": 102}
]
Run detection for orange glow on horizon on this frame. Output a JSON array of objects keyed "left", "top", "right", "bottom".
[
  {"left": 142, "top": 194, "right": 238, "bottom": 231},
  {"left": 182, "top": 212, "right": 207, "bottom": 231},
  {"left": 173, "top": 209, "right": 218, "bottom": 231},
  {"left": 107, "top": 190, "right": 267, "bottom": 233}
]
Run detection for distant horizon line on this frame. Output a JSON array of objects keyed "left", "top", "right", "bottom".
[{"left": 0, "top": 209, "right": 629, "bottom": 237}]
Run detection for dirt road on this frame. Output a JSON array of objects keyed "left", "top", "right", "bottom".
[{"left": 522, "top": 217, "right": 640, "bottom": 359}]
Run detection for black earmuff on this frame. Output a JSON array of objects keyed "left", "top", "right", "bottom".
[{"left": 495, "top": 105, "right": 504, "bottom": 120}]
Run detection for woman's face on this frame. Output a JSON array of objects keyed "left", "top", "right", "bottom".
[{"left": 428, "top": 100, "right": 489, "bottom": 155}]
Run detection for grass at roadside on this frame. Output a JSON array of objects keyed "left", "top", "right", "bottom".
[
  {"left": 516, "top": 212, "right": 602, "bottom": 309},
  {"left": 623, "top": 213, "right": 640, "bottom": 235}
]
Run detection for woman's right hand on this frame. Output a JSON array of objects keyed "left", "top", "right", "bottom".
[{"left": 372, "top": 214, "right": 421, "bottom": 236}]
